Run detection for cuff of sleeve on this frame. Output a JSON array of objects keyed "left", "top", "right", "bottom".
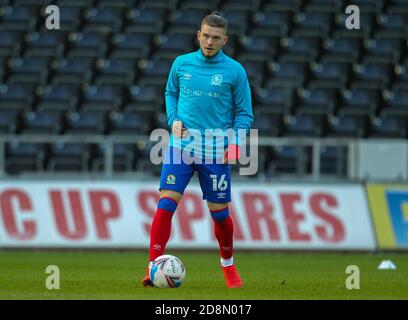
[
  {"left": 225, "top": 144, "right": 241, "bottom": 161},
  {"left": 229, "top": 128, "right": 247, "bottom": 150}
]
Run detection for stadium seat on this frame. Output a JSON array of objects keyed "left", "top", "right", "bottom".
[
  {"left": 283, "top": 114, "right": 325, "bottom": 137},
  {"left": 167, "top": 9, "right": 208, "bottom": 35},
  {"left": 278, "top": 36, "right": 321, "bottom": 63},
  {"left": 56, "top": 0, "right": 93, "bottom": 9},
  {"left": 138, "top": 0, "right": 177, "bottom": 10},
  {"left": 350, "top": 62, "right": 393, "bottom": 90},
  {"left": 0, "top": 110, "right": 18, "bottom": 134},
  {"left": 110, "top": 32, "right": 151, "bottom": 59},
  {"left": 135, "top": 141, "right": 162, "bottom": 176},
  {"left": 326, "top": 115, "right": 368, "bottom": 137},
  {"left": 320, "top": 36, "right": 362, "bottom": 63},
  {"left": 268, "top": 146, "right": 300, "bottom": 175},
  {"left": 386, "top": 0, "right": 408, "bottom": 13},
  {"left": 97, "top": 0, "right": 137, "bottom": 9},
  {"left": 64, "top": 110, "right": 107, "bottom": 134},
  {"left": 152, "top": 34, "right": 195, "bottom": 60},
  {"left": 124, "top": 8, "right": 165, "bottom": 34},
  {"left": 221, "top": 10, "right": 249, "bottom": 36},
  {"left": 66, "top": 32, "right": 109, "bottom": 59},
  {"left": 0, "top": 83, "right": 34, "bottom": 111},
  {"left": 266, "top": 61, "right": 308, "bottom": 88},
  {"left": 0, "top": 30, "right": 23, "bottom": 58},
  {"left": 23, "top": 31, "right": 66, "bottom": 58},
  {"left": 337, "top": 88, "right": 380, "bottom": 116},
  {"left": 304, "top": 0, "right": 342, "bottom": 13},
  {"left": 178, "top": 0, "right": 220, "bottom": 10},
  {"left": 320, "top": 146, "right": 347, "bottom": 176},
  {"left": 20, "top": 110, "right": 63, "bottom": 134},
  {"left": 124, "top": 84, "right": 163, "bottom": 112},
  {"left": 237, "top": 35, "right": 279, "bottom": 61},
  {"left": 362, "top": 37, "right": 404, "bottom": 64},
  {"left": 92, "top": 143, "right": 138, "bottom": 172},
  {"left": 349, "top": 0, "right": 384, "bottom": 13},
  {"left": 263, "top": 0, "right": 301, "bottom": 13},
  {"left": 109, "top": 111, "right": 154, "bottom": 135},
  {"left": 249, "top": 11, "right": 291, "bottom": 37},
  {"left": 295, "top": 87, "right": 338, "bottom": 116},
  {"left": 50, "top": 57, "right": 94, "bottom": 86},
  {"left": 13, "top": 0, "right": 52, "bottom": 5},
  {"left": 47, "top": 142, "right": 91, "bottom": 172},
  {"left": 137, "top": 58, "right": 173, "bottom": 87},
  {"left": 36, "top": 84, "right": 79, "bottom": 111},
  {"left": 0, "top": 5, "right": 37, "bottom": 31},
  {"left": 376, "top": 13, "right": 408, "bottom": 38},
  {"left": 370, "top": 115, "right": 408, "bottom": 138},
  {"left": 6, "top": 142, "right": 46, "bottom": 174},
  {"left": 381, "top": 90, "right": 408, "bottom": 116},
  {"left": 7, "top": 57, "right": 50, "bottom": 86},
  {"left": 221, "top": 0, "right": 261, "bottom": 11},
  {"left": 252, "top": 112, "right": 283, "bottom": 136},
  {"left": 82, "top": 7, "right": 123, "bottom": 33},
  {"left": 308, "top": 62, "right": 351, "bottom": 89},
  {"left": 94, "top": 58, "right": 136, "bottom": 86},
  {"left": 291, "top": 12, "right": 333, "bottom": 37},
  {"left": 80, "top": 84, "right": 123, "bottom": 111},
  {"left": 254, "top": 87, "right": 294, "bottom": 115},
  {"left": 238, "top": 60, "right": 266, "bottom": 88}
]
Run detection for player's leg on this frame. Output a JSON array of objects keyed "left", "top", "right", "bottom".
[
  {"left": 198, "top": 163, "right": 242, "bottom": 288},
  {"left": 142, "top": 146, "right": 193, "bottom": 287},
  {"left": 142, "top": 189, "right": 182, "bottom": 287},
  {"left": 149, "top": 189, "right": 182, "bottom": 262},
  {"left": 207, "top": 200, "right": 242, "bottom": 288}
]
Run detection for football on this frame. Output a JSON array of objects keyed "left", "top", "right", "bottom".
[{"left": 149, "top": 255, "right": 186, "bottom": 288}]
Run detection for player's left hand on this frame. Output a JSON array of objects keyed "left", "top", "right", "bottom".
[{"left": 223, "top": 144, "right": 241, "bottom": 164}]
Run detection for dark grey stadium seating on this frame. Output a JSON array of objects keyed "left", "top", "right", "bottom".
[{"left": 0, "top": 0, "right": 407, "bottom": 174}]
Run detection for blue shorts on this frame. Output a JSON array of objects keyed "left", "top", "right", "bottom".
[{"left": 159, "top": 147, "right": 231, "bottom": 203}]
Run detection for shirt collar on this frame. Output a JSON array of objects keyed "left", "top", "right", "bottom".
[{"left": 196, "top": 48, "right": 225, "bottom": 63}]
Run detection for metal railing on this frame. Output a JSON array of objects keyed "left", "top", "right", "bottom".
[{"left": 0, "top": 133, "right": 358, "bottom": 181}]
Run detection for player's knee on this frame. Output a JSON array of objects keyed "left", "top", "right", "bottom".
[
  {"left": 158, "top": 190, "right": 182, "bottom": 213},
  {"left": 208, "top": 202, "right": 229, "bottom": 221},
  {"left": 160, "top": 190, "right": 182, "bottom": 203}
]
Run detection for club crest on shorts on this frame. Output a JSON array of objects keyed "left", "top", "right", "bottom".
[
  {"left": 210, "top": 74, "right": 223, "bottom": 86},
  {"left": 166, "top": 174, "right": 176, "bottom": 185}
]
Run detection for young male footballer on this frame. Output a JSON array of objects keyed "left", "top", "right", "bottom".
[{"left": 142, "top": 12, "right": 253, "bottom": 288}]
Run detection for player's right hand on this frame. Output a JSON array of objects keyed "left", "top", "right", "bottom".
[{"left": 172, "top": 121, "right": 188, "bottom": 138}]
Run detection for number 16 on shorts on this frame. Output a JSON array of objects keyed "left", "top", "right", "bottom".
[{"left": 210, "top": 174, "right": 228, "bottom": 191}]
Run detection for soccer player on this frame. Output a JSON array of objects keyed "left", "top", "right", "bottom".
[{"left": 142, "top": 12, "right": 253, "bottom": 288}]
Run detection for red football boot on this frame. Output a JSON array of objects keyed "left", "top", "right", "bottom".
[
  {"left": 221, "top": 265, "right": 242, "bottom": 288},
  {"left": 141, "top": 267, "right": 154, "bottom": 287}
]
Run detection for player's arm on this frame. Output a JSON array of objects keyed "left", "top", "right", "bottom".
[
  {"left": 164, "top": 58, "right": 187, "bottom": 137},
  {"left": 224, "top": 65, "right": 254, "bottom": 163}
]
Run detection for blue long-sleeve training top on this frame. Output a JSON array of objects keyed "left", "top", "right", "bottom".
[{"left": 164, "top": 48, "right": 254, "bottom": 160}]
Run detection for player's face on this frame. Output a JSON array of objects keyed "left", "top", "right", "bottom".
[{"left": 197, "top": 24, "right": 228, "bottom": 57}]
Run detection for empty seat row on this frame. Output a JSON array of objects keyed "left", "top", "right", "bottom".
[{"left": 4, "top": 140, "right": 348, "bottom": 177}]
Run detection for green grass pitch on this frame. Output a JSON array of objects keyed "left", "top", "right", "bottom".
[{"left": 0, "top": 251, "right": 407, "bottom": 300}]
